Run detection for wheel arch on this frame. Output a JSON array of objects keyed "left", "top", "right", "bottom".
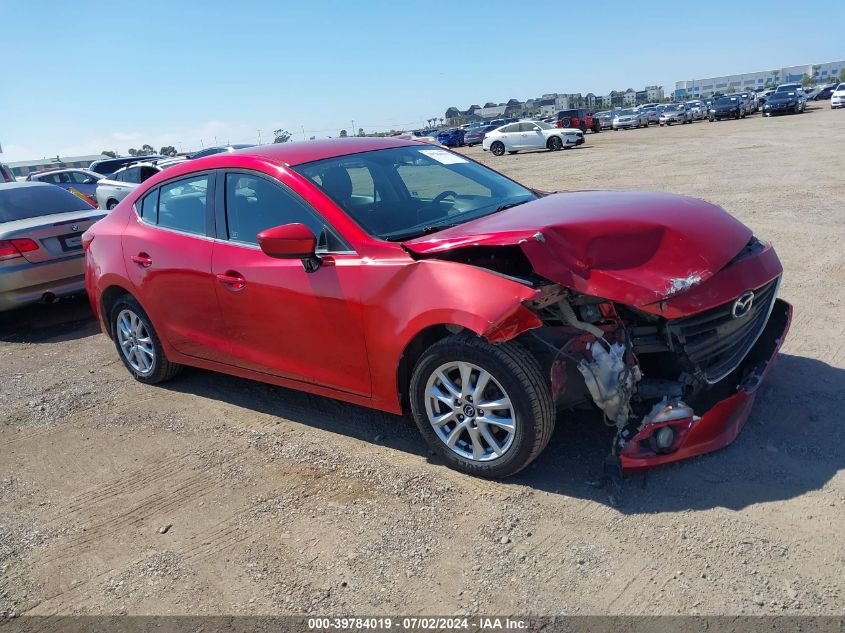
[
  {"left": 396, "top": 324, "right": 461, "bottom": 414},
  {"left": 99, "top": 283, "right": 137, "bottom": 340}
]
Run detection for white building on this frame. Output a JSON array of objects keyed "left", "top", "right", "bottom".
[
  {"left": 675, "top": 60, "right": 845, "bottom": 99},
  {"left": 646, "top": 85, "right": 664, "bottom": 101}
]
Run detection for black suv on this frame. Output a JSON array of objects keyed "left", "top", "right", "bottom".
[{"left": 555, "top": 109, "right": 601, "bottom": 133}]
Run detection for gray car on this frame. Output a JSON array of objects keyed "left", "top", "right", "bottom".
[
  {"left": 0, "top": 182, "right": 105, "bottom": 311},
  {"left": 95, "top": 162, "right": 163, "bottom": 210},
  {"left": 612, "top": 108, "right": 648, "bottom": 129},
  {"left": 659, "top": 103, "right": 693, "bottom": 125}
]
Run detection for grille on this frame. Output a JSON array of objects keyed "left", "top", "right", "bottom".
[{"left": 667, "top": 277, "right": 780, "bottom": 384}]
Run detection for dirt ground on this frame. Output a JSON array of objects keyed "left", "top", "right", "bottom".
[{"left": 1, "top": 106, "right": 843, "bottom": 619}]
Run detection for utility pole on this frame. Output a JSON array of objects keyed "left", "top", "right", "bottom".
[
  {"left": 257, "top": 129, "right": 261, "bottom": 145},
  {"left": 351, "top": 120, "right": 355, "bottom": 136},
  {"left": 301, "top": 126, "right": 306, "bottom": 141}
]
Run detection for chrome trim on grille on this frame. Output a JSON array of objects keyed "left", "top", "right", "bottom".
[{"left": 668, "top": 276, "right": 781, "bottom": 384}]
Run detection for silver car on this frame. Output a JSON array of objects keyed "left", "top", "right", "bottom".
[
  {"left": 612, "top": 108, "right": 647, "bottom": 129},
  {"left": 95, "top": 162, "right": 165, "bottom": 210},
  {"left": 659, "top": 104, "right": 693, "bottom": 125},
  {"left": 0, "top": 182, "right": 105, "bottom": 311}
]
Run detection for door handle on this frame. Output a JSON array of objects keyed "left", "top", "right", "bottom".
[
  {"left": 216, "top": 272, "right": 246, "bottom": 291},
  {"left": 131, "top": 253, "right": 152, "bottom": 268}
]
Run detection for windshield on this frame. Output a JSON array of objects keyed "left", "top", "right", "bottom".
[
  {"left": 772, "top": 91, "right": 796, "bottom": 98},
  {"left": 293, "top": 146, "right": 536, "bottom": 241},
  {"left": 716, "top": 97, "right": 737, "bottom": 105},
  {"left": 618, "top": 109, "right": 635, "bottom": 115},
  {"left": 664, "top": 105, "right": 680, "bottom": 111}
]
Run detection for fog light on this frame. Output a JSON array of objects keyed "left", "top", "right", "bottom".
[{"left": 654, "top": 426, "right": 675, "bottom": 451}]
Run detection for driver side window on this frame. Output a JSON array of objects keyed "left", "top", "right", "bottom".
[{"left": 224, "top": 173, "right": 347, "bottom": 252}]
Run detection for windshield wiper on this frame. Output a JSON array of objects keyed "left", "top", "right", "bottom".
[
  {"left": 495, "top": 199, "right": 530, "bottom": 213},
  {"left": 386, "top": 223, "right": 461, "bottom": 241}
]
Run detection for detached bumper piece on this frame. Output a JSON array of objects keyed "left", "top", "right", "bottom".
[{"left": 619, "top": 298, "right": 792, "bottom": 472}]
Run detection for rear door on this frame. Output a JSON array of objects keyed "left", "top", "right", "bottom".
[
  {"left": 211, "top": 170, "right": 371, "bottom": 395},
  {"left": 121, "top": 172, "right": 230, "bottom": 362}
]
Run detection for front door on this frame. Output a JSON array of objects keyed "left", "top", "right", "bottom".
[{"left": 211, "top": 171, "right": 371, "bottom": 396}]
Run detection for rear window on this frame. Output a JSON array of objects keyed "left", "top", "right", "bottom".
[{"left": 0, "top": 185, "right": 89, "bottom": 222}]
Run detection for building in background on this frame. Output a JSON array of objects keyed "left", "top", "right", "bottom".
[
  {"left": 675, "top": 60, "right": 845, "bottom": 99},
  {"left": 6, "top": 154, "right": 108, "bottom": 179},
  {"left": 443, "top": 84, "right": 667, "bottom": 123}
]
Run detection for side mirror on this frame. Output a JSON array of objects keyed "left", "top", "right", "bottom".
[{"left": 257, "top": 223, "right": 321, "bottom": 272}]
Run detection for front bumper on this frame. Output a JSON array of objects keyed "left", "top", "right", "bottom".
[
  {"left": 831, "top": 97, "right": 844, "bottom": 108},
  {"left": 764, "top": 104, "right": 797, "bottom": 114},
  {"left": 620, "top": 298, "right": 792, "bottom": 472}
]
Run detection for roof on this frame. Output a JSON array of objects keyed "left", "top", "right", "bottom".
[
  {"left": 6, "top": 154, "right": 109, "bottom": 168},
  {"left": 203, "top": 137, "right": 418, "bottom": 168},
  {"left": 28, "top": 167, "right": 96, "bottom": 177}
]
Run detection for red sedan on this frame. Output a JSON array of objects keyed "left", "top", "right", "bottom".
[{"left": 84, "top": 138, "right": 791, "bottom": 478}]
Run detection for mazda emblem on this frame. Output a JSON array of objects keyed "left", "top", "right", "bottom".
[{"left": 732, "top": 291, "right": 755, "bottom": 319}]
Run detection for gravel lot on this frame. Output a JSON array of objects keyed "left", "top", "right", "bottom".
[{"left": 1, "top": 106, "right": 843, "bottom": 619}]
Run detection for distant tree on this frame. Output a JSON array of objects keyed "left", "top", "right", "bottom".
[
  {"left": 101, "top": 150, "right": 117, "bottom": 158},
  {"left": 273, "top": 129, "right": 292, "bottom": 143},
  {"left": 127, "top": 148, "right": 138, "bottom": 156},
  {"left": 159, "top": 145, "right": 178, "bottom": 157},
  {"left": 339, "top": 129, "right": 348, "bottom": 137},
  {"left": 800, "top": 75, "right": 813, "bottom": 87},
  {"left": 357, "top": 128, "right": 365, "bottom": 137},
  {"left": 139, "top": 144, "right": 155, "bottom": 155},
  {"left": 840, "top": 68, "right": 845, "bottom": 82}
]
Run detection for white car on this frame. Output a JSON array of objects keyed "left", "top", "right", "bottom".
[
  {"left": 482, "top": 121, "right": 583, "bottom": 156},
  {"left": 832, "top": 83, "right": 845, "bottom": 109},
  {"left": 95, "top": 163, "right": 164, "bottom": 210},
  {"left": 685, "top": 100, "right": 707, "bottom": 120}
]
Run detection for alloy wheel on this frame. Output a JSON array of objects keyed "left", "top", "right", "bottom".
[
  {"left": 424, "top": 361, "right": 516, "bottom": 462},
  {"left": 116, "top": 309, "right": 155, "bottom": 376}
]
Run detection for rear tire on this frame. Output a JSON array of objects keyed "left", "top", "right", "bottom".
[
  {"left": 409, "top": 335, "right": 555, "bottom": 478},
  {"left": 111, "top": 295, "right": 182, "bottom": 385},
  {"left": 106, "top": 200, "right": 118, "bottom": 210},
  {"left": 490, "top": 141, "right": 505, "bottom": 157}
]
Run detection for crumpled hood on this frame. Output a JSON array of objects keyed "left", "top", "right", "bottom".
[{"left": 403, "top": 191, "right": 752, "bottom": 306}]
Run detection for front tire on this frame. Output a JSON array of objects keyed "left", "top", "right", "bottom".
[
  {"left": 106, "top": 200, "right": 119, "bottom": 210},
  {"left": 111, "top": 295, "right": 182, "bottom": 384},
  {"left": 547, "top": 136, "right": 563, "bottom": 151},
  {"left": 490, "top": 141, "right": 505, "bottom": 157},
  {"left": 409, "top": 335, "right": 555, "bottom": 478}
]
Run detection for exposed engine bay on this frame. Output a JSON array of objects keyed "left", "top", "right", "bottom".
[{"left": 518, "top": 277, "right": 789, "bottom": 499}]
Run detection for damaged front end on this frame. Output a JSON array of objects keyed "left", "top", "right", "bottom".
[{"left": 521, "top": 275, "right": 792, "bottom": 477}]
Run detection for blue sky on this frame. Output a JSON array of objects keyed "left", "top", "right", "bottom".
[{"left": 1, "top": 0, "right": 843, "bottom": 161}]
